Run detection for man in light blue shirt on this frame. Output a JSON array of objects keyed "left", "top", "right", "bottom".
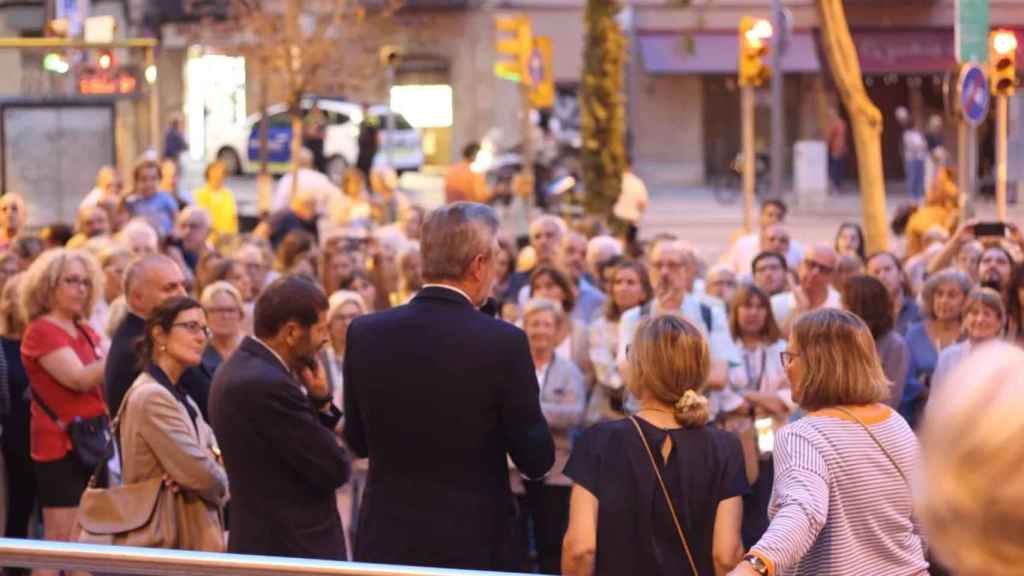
[{"left": 617, "top": 239, "right": 739, "bottom": 396}]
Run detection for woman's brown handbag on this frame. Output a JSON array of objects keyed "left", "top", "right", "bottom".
[
  {"left": 77, "top": 477, "right": 179, "bottom": 548},
  {"left": 75, "top": 383, "right": 180, "bottom": 548}
]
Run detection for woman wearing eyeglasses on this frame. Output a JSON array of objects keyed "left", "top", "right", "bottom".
[
  {"left": 199, "top": 281, "right": 245, "bottom": 382},
  {"left": 19, "top": 249, "right": 106, "bottom": 572},
  {"left": 727, "top": 309, "right": 928, "bottom": 576},
  {"left": 118, "top": 296, "right": 228, "bottom": 551}
]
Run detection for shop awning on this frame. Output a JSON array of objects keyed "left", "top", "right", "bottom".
[{"left": 638, "top": 32, "right": 821, "bottom": 75}]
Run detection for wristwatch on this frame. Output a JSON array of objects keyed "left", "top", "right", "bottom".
[{"left": 743, "top": 554, "right": 769, "bottom": 576}]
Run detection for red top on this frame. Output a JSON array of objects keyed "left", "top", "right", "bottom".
[{"left": 21, "top": 318, "right": 106, "bottom": 462}]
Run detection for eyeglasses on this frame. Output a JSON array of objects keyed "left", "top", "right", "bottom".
[
  {"left": 651, "top": 260, "right": 685, "bottom": 271},
  {"left": 780, "top": 351, "right": 800, "bottom": 366},
  {"left": 60, "top": 275, "right": 92, "bottom": 289},
  {"left": 207, "top": 306, "right": 241, "bottom": 317},
  {"left": 172, "top": 321, "right": 211, "bottom": 338}
]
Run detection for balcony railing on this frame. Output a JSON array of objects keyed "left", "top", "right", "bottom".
[{"left": 0, "top": 538, "right": 530, "bottom": 576}]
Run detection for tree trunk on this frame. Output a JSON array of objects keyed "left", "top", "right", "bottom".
[
  {"left": 580, "top": 0, "right": 627, "bottom": 218},
  {"left": 290, "top": 107, "right": 303, "bottom": 202},
  {"left": 817, "top": 0, "right": 889, "bottom": 253}
]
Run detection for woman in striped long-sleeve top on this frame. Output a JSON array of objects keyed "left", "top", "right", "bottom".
[{"left": 729, "top": 308, "right": 929, "bottom": 576}]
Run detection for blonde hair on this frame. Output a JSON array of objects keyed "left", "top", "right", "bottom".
[
  {"left": 790, "top": 308, "right": 889, "bottom": 410},
  {"left": 20, "top": 248, "right": 103, "bottom": 322},
  {"left": 919, "top": 341, "right": 1024, "bottom": 575},
  {"left": 627, "top": 315, "right": 710, "bottom": 427},
  {"left": 200, "top": 280, "right": 243, "bottom": 311}
]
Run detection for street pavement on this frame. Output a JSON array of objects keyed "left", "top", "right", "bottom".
[{"left": 206, "top": 164, "right": 1024, "bottom": 264}]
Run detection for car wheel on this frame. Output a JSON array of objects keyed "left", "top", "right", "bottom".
[
  {"left": 217, "top": 148, "right": 242, "bottom": 176},
  {"left": 326, "top": 155, "right": 348, "bottom": 185}
]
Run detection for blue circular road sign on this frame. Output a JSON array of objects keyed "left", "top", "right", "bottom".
[{"left": 959, "top": 64, "right": 990, "bottom": 127}]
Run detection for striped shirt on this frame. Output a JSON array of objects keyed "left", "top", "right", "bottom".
[{"left": 751, "top": 405, "right": 928, "bottom": 576}]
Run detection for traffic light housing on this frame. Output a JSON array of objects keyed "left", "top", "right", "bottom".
[
  {"left": 738, "top": 17, "right": 772, "bottom": 88},
  {"left": 495, "top": 15, "right": 532, "bottom": 84},
  {"left": 990, "top": 30, "right": 1018, "bottom": 97}
]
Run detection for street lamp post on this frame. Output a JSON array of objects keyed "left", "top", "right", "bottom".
[
  {"left": 738, "top": 17, "right": 772, "bottom": 231},
  {"left": 990, "top": 29, "right": 1017, "bottom": 220}
]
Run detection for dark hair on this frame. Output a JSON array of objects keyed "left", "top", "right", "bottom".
[
  {"left": 835, "top": 222, "right": 866, "bottom": 262},
  {"left": 842, "top": 275, "right": 894, "bottom": 339},
  {"left": 1007, "top": 264, "right": 1024, "bottom": 335},
  {"left": 462, "top": 142, "right": 481, "bottom": 161},
  {"left": 751, "top": 251, "right": 787, "bottom": 275},
  {"left": 140, "top": 296, "right": 203, "bottom": 363},
  {"left": 890, "top": 203, "right": 918, "bottom": 236},
  {"left": 867, "top": 250, "right": 912, "bottom": 296},
  {"left": 42, "top": 223, "right": 74, "bottom": 248},
  {"left": 529, "top": 265, "right": 576, "bottom": 314},
  {"left": 762, "top": 199, "right": 787, "bottom": 219},
  {"left": 253, "top": 275, "right": 328, "bottom": 339},
  {"left": 12, "top": 235, "right": 43, "bottom": 262},
  {"left": 274, "top": 229, "right": 316, "bottom": 273}
]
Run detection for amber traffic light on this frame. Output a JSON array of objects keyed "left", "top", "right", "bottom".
[
  {"left": 738, "top": 17, "right": 773, "bottom": 88},
  {"left": 990, "top": 30, "right": 1018, "bottom": 97}
]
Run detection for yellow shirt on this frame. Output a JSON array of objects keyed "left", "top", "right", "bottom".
[{"left": 194, "top": 185, "right": 238, "bottom": 237}]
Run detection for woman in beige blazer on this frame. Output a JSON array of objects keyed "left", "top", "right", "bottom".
[{"left": 119, "top": 296, "right": 228, "bottom": 551}]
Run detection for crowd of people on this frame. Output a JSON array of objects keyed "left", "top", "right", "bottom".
[{"left": 0, "top": 144, "right": 1020, "bottom": 576}]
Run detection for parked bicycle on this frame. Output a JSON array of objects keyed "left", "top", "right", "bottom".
[{"left": 710, "top": 152, "right": 771, "bottom": 205}]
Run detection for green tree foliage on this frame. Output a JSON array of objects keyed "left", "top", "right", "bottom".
[{"left": 580, "top": 0, "right": 627, "bottom": 217}]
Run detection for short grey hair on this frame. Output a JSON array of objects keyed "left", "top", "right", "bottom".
[
  {"left": 921, "top": 269, "right": 974, "bottom": 320},
  {"left": 522, "top": 297, "right": 566, "bottom": 328},
  {"left": 421, "top": 202, "right": 499, "bottom": 282},
  {"left": 179, "top": 205, "right": 211, "bottom": 228}
]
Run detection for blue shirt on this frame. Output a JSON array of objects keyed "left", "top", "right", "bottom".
[
  {"left": 573, "top": 277, "right": 606, "bottom": 325},
  {"left": 128, "top": 191, "right": 179, "bottom": 235},
  {"left": 902, "top": 321, "right": 939, "bottom": 427}
]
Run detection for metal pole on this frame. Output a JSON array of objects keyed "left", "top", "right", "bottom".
[
  {"left": 742, "top": 85, "right": 756, "bottom": 231},
  {"left": 958, "top": 118, "right": 969, "bottom": 222},
  {"left": 521, "top": 82, "right": 535, "bottom": 222},
  {"left": 146, "top": 46, "right": 159, "bottom": 153},
  {"left": 996, "top": 93, "right": 1008, "bottom": 220},
  {"left": 965, "top": 125, "right": 978, "bottom": 219},
  {"left": 769, "top": 0, "right": 785, "bottom": 198},
  {"left": 385, "top": 64, "right": 396, "bottom": 169}
]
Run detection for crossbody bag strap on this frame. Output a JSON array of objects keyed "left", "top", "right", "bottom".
[
  {"left": 31, "top": 387, "right": 66, "bottom": 430},
  {"left": 32, "top": 321, "right": 100, "bottom": 431},
  {"left": 831, "top": 406, "right": 908, "bottom": 486},
  {"left": 629, "top": 416, "right": 699, "bottom": 575}
]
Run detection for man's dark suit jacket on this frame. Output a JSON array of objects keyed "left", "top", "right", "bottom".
[
  {"left": 343, "top": 286, "right": 555, "bottom": 570},
  {"left": 105, "top": 312, "right": 209, "bottom": 419},
  {"left": 209, "top": 337, "right": 350, "bottom": 560}
]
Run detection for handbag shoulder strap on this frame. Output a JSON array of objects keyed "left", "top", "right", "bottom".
[
  {"left": 831, "top": 406, "right": 908, "bottom": 486},
  {"left": 629, "top": 416, "right": 699, "bottom": 575},
  {"left": 32, "top": 320, "right": 99, "bottom": 430}
]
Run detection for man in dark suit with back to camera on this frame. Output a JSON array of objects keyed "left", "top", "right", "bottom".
[
  {"left": 209, "top": 275, "right": 350, "bottom": 560},
  {"left": 344, "top": 201, "right": 555, "bottom": 570}
]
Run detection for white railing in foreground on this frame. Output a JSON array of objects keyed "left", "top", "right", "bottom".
[{"left": 0, "top": 538, "right": 530, "bottom": 576}]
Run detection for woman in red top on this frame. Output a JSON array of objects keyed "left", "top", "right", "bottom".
[{"left": 20, "top": 248, "right": 106, "bottom": 569}]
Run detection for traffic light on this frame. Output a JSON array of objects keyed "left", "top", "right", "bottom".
[
  {"left": 495, "top": 15, "right": 532, "bottom": 84},
  {"left": 738, "top": 17, "right": 772, "bottom": 88},
  {"left": 97, "top": 49, "right": 115, "bottom": 70},
  {"left": 990, "top": 29, "right": 1018, "bottom": 97}
]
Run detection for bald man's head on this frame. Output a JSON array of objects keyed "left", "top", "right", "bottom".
[{"left": 124, "top": 254, "right": 187, "bottom": 317}]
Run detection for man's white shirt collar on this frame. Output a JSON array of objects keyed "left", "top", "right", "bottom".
[{"left": 422, "top": 283, "right": 474, "bottom": 305}]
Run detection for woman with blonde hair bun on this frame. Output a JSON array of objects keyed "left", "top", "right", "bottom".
[
  {"left": 918, "top": 341, "right": 1024, "bottom": 576},
  {"left": 562, "top": 315, "right": 746, "bottom": 576}
]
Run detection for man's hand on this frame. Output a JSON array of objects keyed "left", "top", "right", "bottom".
[
  {"left": 788, "top": 275, "right": 810, "bottom": 312},
  {"left": 298, "top": 357, "right": 330, "bottom": 402}
]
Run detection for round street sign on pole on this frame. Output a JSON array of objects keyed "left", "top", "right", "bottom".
[{"left": 959, "top": 63, "right": 990, "bottom": 127}]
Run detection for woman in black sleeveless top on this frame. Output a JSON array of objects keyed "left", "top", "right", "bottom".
[{"left": 563, "top": 315, "right": 747, "bottom": 575}]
